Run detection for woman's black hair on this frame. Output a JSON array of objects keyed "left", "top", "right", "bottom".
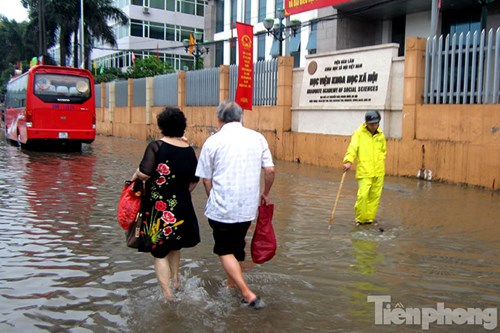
[{"left": 157, "top": 107, "right": 186, "bottom": 137}]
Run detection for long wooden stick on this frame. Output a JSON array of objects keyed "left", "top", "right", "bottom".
[{"left": 328, "top": 171, "right": 346, "bottom": 230}]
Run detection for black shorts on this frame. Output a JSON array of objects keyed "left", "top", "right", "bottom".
[{"left": 208, "top": 219, "right": 251, "bottom": 262}]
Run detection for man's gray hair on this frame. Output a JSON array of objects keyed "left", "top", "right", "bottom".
[{"left": 216, "top": 100, "right": 243, "bottom": 123}]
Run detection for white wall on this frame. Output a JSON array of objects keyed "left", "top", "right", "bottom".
[{"left": 406, "top": 11, "right": 433, "bottom": 38}]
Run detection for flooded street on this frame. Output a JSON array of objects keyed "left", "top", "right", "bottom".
[{"left": 0, "top": 134, "right": 498, "bottom": 333}]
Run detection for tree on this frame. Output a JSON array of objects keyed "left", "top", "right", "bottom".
[{"left": 126, "top": 56, "right": 175, "bottom": 79}]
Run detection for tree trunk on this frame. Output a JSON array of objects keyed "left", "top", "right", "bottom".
[{"left": 73, "top": 33, "right": 78, "bottom": 68}]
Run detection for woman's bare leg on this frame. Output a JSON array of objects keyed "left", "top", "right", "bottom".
[
  {"left": 154, "top": 257, "right": 174, "bottom": 301},
  {"left": 167, "top": 250, "right": 181, "bottom": 290}
]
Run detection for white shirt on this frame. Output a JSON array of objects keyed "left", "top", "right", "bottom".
[{"left": 195, "top": 122, "right": 274, "bottom": 223}]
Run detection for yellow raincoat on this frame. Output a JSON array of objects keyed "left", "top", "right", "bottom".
[{"left": 343, "top": 124, "right": 387, "bottom": 223}]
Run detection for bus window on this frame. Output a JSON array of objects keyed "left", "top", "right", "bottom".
[{"left": 34, "top": 74, "right": 91, "bottom": 104}]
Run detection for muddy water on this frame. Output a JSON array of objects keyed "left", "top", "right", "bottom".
[{"left": 0, "top": 135, "right": 498, "bottom": 333}]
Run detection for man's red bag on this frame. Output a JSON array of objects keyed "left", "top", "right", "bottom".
[
  {"left": 117, "top": 180, "right": 143, "bottom": 230},
  {"left": 251, "top": 204, "right": 276, "bottom": 264}
]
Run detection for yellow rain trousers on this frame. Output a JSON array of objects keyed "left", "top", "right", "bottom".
[{"left": 343, "top": 124, "right": 387, "bottom": 223}]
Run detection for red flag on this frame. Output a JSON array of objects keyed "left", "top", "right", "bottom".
[
  {"left": 156, "top": 43, "right": 159, "bottom": 59},
  {"left": 235, "top": 22, "right": 254, "bottom": 110},
  {"left": 131, "top": 52, "right": 136, "bottom": 65}
]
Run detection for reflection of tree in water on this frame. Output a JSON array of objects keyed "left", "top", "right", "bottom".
[{"left": 347, "top": 235, "right": 388, "bottom": 325}]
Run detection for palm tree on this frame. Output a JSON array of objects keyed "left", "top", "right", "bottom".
[
  {"left": 22, "top": 0, "right": 127, "bottom": 69},
  {"left": 79, "top": 0, "right": 129, "bottom": 69}
]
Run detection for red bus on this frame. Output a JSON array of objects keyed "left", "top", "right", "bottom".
[{"left": 4, "top": 65, "right": 96, "bottom": 149}]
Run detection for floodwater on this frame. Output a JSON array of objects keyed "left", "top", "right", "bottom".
[{"left": 0, "top": 134, "right": 499, "bottom": 333}]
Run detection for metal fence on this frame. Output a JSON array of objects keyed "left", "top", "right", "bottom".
[
  {"left": 115, "top": 80, "right": 128, "bottom": 107},
  {"left": 94, "top": 58, "right": 279, "bottom": 108},
  {"left": 153, "top": 73, "right": 178, "bottom": 106},
  {"left": 425, "top": 27, "right": 500, "bottom": 104},
  {"left": 95, "top": 84, "right": 101, "bottom": 108},
  {"left": 229, "top": 59, "right": 278, "bottom": 106},
  {"left": 133, "top": 78, "right": 146, "bottom": 107},
  {"left": 185, "top": 68, "right": 220, "bottom": 106}
]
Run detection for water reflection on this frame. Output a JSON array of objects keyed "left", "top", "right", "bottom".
[{"left": 0, "top": 135, "right": 499, "bottom": 333}]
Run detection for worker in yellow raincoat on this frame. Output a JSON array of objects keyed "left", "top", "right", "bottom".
[{"left": 343, "top": 110, "right": 387, "bottom": 226}]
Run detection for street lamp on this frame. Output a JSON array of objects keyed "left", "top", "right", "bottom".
[
  {"left": 183, "top": 32, "right": 209, "bottom": 70},
  {"left": 263, "top": 8, "right": 301, "bottom": 56}
]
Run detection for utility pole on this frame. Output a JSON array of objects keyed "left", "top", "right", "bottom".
[
  {"left": 38, "top": 0, "right": 46, "bottom": 59},
  {"left": 80, "top": 0, "right": 85, "bottom": 68}
]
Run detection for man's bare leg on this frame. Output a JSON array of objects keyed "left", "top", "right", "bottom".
[{"left": 219, "top": 254, "right": 256, "bottom": 303}]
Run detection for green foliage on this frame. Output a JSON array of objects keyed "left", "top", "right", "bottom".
[
  {"left": 93, "top": 67, "right": 128, "bottom": 83},
  {"left": 126, "top": 56, "right": 175, "bottom": 79}
]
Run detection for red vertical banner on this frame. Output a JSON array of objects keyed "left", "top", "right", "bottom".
[{"left": 235, "top": 22, "right": 254, "bottom": 110}]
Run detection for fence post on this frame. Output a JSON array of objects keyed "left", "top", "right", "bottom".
[
  {"left": 219, "top": 65, "right": 230, "bottom": 102},
  {"left": 145, "top": 77, "right": 153, "bottom": 125},
  {"left": 178, "top": 71, "right": 186, "bottom": 108},
  {"left": 277, "top": 56, "right": 293, "bottom": 131},
  {"left": 127, "top": 78, "right": 134, "bottom": 123},
  {"left": 402, "top": 37, "right": 426, "bottom": 141},
  {"left": 109, "top": 81, "right": 115, "bottom": 125},
  {"left": 101, "top": 83, "right": 106, "bottom": 122}
]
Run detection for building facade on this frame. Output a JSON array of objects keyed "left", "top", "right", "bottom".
[
  {"left": 91, "top": 0, "right": 207, "bottom": 71},
  {"left": 204, "top": 0, "right": 500, "bottom": 68}
]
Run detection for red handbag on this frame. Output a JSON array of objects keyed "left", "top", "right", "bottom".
[
  {"left": 117, "top": 180, "right": 143, "bottom": 230},
  {"left": 251, "top": 204, "right": 276, "bottom": 264}
]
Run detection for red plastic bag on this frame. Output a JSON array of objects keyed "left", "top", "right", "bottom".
[
  {"left": 117, "top": 180, "right": 143, "bottom": 230},
  {"left": 251, "top": 204, "right": 276, "bottom": 264}
]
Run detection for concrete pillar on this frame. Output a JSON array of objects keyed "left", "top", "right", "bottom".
[
  {"left": 178, "top": 71, "right": 186, "bottom": 108},
  {"left": 402, "top": 37, "right": 427, "bottom": 141},
  {"left": 219, "top": 65, "right": 230, "bottom": 102}
]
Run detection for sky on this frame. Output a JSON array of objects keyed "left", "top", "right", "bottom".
[{"left": 0, "top": 0, "right": 29, "bottom": 22}]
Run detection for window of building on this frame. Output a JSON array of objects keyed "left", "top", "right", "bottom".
[
  {"left": 289, "top": 30, "right": 301, "bottom": 67},
  {"left": 166, "top": 0, "right": 175, "bottom": 11},
  {"left": 216, "top": 0, "right": 224, "bottom": 33},
  {"left": 245, "top": 0, "right": 251, "bottom": 24},
  {"left": 131, "top": 0, "right": 143, "bottom": 5},
  {"left": 196, "top": 1, "right": 205, "bottom": 16},
  {"left": 270, "top": 39, "right": 279, "bottom": 57},
  {"left": 114, "top": 0, "right": 130, "bottom": 8},
  {"left": 166, "top": 24, "right": 175, "bottom": 41},
  {"left": 231, "top": 0, "right": 237, "bottom": 25},
  {"left": 150, "top": 22, "right": 164, "bottom": 40},
  {"left": 306, "top": 21, "right": 317, "bottom": 55},
  {"left": 180, "top": 55, "right": 193, "bottom": 71},
  {"left": 215, "top": 41, "right": 224, "bottom": 67},
  {"left": 258, "top": 0, "right": 266, "bottom": 22},
  {"left": 150, "top": 0, "right": 164, "bottom": 9},
  {"left": 131, "top": 19, "right": 143, "bottom": 37},
  {"left": 275, "top": 0, "right": 283, "bottom": 17},
  {"left": 179, "top": 0, "right": 196, "bottom": 15},
  {"left": 391, "top": 16, "right": 405, "bottom": 57},
  {"left": 257, "top": 34, "right": 265, "bottom": 61},
  {"left": 230, "top": 39, "right": 237, "bottom": 64}
]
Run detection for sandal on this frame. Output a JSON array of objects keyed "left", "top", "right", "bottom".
[{"left": 241, "top": 296, "right": 265, "bottom": 310}]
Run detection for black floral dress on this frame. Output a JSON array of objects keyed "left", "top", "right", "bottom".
[{"left": 137, "top": 140, "right": 200, "bottom": 257}]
